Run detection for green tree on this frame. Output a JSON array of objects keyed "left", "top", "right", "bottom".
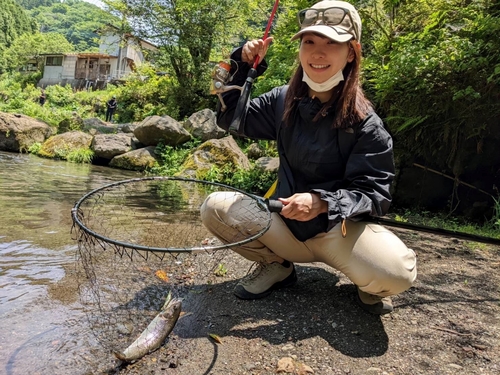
[
  {"left": 3, "top": 32, "right": 74, "bottom": 72},
  {"left": 17, "top": 0, "right": 59, "bottom": 10},
  {"left": 0, "top": 0, "right": 38, "bottom": 72},
  {"left": 363, "top": 0, "right": 500, "bottom": 198},
  {"left": 104, "top": 0, "right": 273, "bottom": 118},
  {"left": 28, "top": 0, "right": 120, "bottom": 52},
  {"left": 0, "top": 0, "right": 38, "bottom": 48},
  {"left": 117, "top": 64, "right": 180, "bottom": 122}
]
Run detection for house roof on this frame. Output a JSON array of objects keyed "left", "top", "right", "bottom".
[
  {"left": 39, "top": 53, "right": 115, "bottom": 59},
  {"left": 77, "top": 53, "right": 115, "bottom": 59},
  {"left": 96, "top": 23, "right": 158, "bottom": 50}
]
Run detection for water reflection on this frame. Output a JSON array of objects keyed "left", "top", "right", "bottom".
[{"left": 0, "top": 151, "right": 140, "bottom": 375}]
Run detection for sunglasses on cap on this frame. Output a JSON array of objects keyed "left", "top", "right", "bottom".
[{"left": 297, "top": 7, "right": 359, "bottom": 40}]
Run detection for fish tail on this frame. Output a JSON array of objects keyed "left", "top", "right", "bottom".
[{"left": 113, "top": 350, "right": 129, "bottom": 362}]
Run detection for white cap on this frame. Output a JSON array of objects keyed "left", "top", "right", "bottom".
[{"left": 291, "top": 1, "right": 362, "bottom": 43}]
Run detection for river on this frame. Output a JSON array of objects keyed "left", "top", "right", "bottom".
[{"left": 0, "top": 151, "right": 141, "bottom": 375}]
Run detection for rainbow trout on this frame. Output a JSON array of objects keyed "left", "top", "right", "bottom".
[{"left": 113, "top": 292, "right": 182, "bottom": 362}]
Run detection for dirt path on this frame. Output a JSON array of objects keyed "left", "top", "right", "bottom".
[{"left": 105, "top": 228, "right": 499, "bottom": 375}]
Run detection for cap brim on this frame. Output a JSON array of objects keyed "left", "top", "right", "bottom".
[{"left": 291, "top": 25, "right": 354, "bottom": 43}]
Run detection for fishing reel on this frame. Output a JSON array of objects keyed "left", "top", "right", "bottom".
[{"left": 210, "top": 60, "right": 243, "bottom": 112}]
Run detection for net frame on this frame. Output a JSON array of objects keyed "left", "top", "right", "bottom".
[{"left": 71, "top": 176, "right": 274, "bottom": 254}]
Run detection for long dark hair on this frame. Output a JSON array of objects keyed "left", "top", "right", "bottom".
[{"left": 283, "top": 39, "right": 373, "bottom": 129}]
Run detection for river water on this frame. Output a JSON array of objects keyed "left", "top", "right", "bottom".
[{"left": 0, "top": 151, "right": 140, "bottom": 375}]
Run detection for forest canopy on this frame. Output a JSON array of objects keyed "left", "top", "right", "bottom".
[
  {"left": 27, "top": 0, "right": 120, "bottom": 51},
  {"left": 0, "top": 0, "right": 38, "bottom": 49}
]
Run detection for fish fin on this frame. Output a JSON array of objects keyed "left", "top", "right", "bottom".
[{"left": 161, "top": 291, "right": 173, "bottom": 310}]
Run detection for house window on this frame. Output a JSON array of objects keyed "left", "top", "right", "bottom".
[
  {"left": 46, "top": 56, "right": 63, "bottom": 66},
  {"left": 20, "top": 63, "right": 38, "bottom": 72}
]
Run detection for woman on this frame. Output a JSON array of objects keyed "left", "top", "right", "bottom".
[{"left": 201, "top": 0, "right": 417, "bottom": 315}]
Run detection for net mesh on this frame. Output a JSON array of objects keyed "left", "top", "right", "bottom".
[{"left": 71, "top": 177, "right": 271, "bottom": 357}]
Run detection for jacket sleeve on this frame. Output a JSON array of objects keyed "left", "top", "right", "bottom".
[
  {"left": 311, "top": 114, "right": 394, "bottom": 230},
  {"left": 216, "top": 47, "right": 280, "bottom": 140}
]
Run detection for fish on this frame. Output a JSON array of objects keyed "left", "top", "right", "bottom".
[{"left": 113, "top": 292, "right": 182, "bottom": 362}]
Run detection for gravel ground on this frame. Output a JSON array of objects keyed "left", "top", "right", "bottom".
[{"left": 97, "top": 227, "right": 500, "bottom": 375}]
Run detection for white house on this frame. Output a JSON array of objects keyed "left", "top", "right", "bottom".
[{"left": 38, "top": 28, "right": 157, "bottom": 89}]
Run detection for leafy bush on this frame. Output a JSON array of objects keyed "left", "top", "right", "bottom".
[
  {"left": 365, "top": 1, "right": 500, "bottom": 177},
  {"left": 149, "top": 139, "right": 202, "bottom": 176},
  {"left": 28, "top": 142, "right": 42, "bottom": 155},
  {"left": 116, "top": 65, "right": 180, "bottom": 122},
  {"left": 66, "top": 148, "right": 94, "bottom": 164},
  {"left": 201, "top": 164, "right": 277, "bottom": 196}
]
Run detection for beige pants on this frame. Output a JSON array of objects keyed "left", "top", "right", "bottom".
[{"left": 201, "top": 192, "right": 417, "bottom": 297}]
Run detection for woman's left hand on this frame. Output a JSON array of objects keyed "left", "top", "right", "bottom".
[{"left": 278, "top": 193, "right": 327, "bottom": 221}]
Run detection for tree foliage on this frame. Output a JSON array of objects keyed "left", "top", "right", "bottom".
[
  {"left": 0, "top": 0, "right": 38, "bottom": 48},
  {"left": 103, "top": 0, "right": 274, "bottom": 118},
  {"left": 3, "top": 32, "right": 74, "bottom": 72},
  {"left": 362, "top": 0, "right": 500, "bottom": 188},
  {"left": 27, "top": 0, "right": 120, "bottom": 51},
  {"left": 253, "top": 0, "right": 311, "bottom": 95},
  {"left": 117, "top": 64, "right": 180, "bottom": 121},
  {"left": 17, "top": 0, "right": 59, "bottom": 10}
]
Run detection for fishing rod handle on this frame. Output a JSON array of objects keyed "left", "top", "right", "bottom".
[{"left": 228, "top": 68, "right": 259, "bottom": 134}]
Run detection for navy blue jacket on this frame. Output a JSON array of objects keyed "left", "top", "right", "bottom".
[{"left": 217, "top": 49, "right": 394, "bottom": 241}]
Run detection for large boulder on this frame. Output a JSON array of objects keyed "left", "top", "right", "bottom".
[
  {"left": 58, "top": 112, "right": 84, "bottom": 133},
  {"left": 83, "top": 117, "right": 117, "bottom": 134},
  {"left": 255, "top": 157, "right": 279, "bottom": 173},
  {"left": 178, "top": 136, "right": 251, "bottom": 177},
  {"left": 39, "top": 131, "right": 93, "bottom": 159},
  {"left": 109, "top": 146, "right": 160, "bottom": 171},
  {"left": 92, "top": 133, "right": 134, "bottom": 160},
  {"left": 118, "top": 123, "right": 139, "bottom": 133},
  {"left": 134, "top": 115, "right": 191, "bottom": 146},
  {"left": 183, "top": 109, "right": 225, "bottom": 141},
  {"left": 247, "top": 142, "right": 265, "bottom": 160},
  {"left": 0, "top": 112, "right": 53, "bottom": 152}
]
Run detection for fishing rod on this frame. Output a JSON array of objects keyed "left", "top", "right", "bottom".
[
  {"left": 210, "top": 0, "right": 280, "bottom": 131},
  {"left": 368, "top": 217, "right": 500, "bottom": 246},
  {"left": 228, "top": 0, "right": 280, "bottom": 134}
]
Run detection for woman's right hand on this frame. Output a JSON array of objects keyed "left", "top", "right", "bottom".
[
  {"left": 241, "top": 38, "right": 274, "bottom": 64},
  {"left": 278, "top": 193, "right": 327, "bottom": 221}
]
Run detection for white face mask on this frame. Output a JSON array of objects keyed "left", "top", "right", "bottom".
[{"left": 302, "top": 69, "right": 344, "bottom": 92}]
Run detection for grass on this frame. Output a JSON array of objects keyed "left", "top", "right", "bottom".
[
  {"left": 67, "top": 148, "right": 94, "bottom": 164},
  {"left": 388, "top": 208, "right": 500, "bottom": 243}
]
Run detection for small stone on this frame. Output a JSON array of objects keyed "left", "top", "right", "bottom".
[
  {"left": 298, "top": 363, "right": 315, "bottom": 374},
  {"left": 276, "top": 357, "right": 295, "bottom": 373},
  {"left": 244, "top": 363, "right": 257, "bottom": 371}
]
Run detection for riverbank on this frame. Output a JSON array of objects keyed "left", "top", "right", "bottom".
[
  {"left": 1, "top": 151, "right": 498, "bottom": 375},
  {"left": 81, "top": 227, "right": 500, "bottom": 375}
]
